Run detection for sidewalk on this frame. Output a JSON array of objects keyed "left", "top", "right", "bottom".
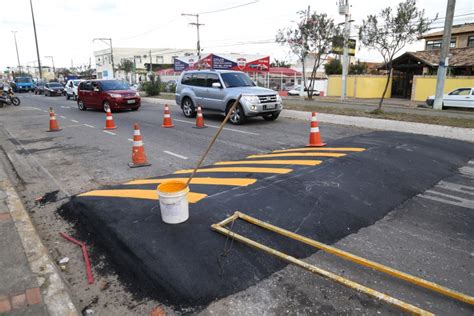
[{"left": 0, "top": 153, "right": 78, "bottom": 315}]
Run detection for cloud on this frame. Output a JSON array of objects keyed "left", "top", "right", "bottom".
[{"left": 93, "top": 1, "right": 117, "bottom": 11}]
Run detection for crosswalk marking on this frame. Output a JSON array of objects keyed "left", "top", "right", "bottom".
[
  {"left": 215, "top": 160, "right": 322, "bottom": 166},
  {"left": 79, "top": 189, "right": 207, "bottom": 203},
  {"left": 174, "top": 167, "right": 292, "bottom": 175},
  {"left": 125, "top": 177, "right": 257, "bottom": 186},
  {"left": 273, "top": 147, "right": 365, "bottom": 153},
  {"left": 247, "top": 152, "right": 346, "bottom": 159},
  {"left": 419, "top": 190, "right": 474, "bottom": 210}
]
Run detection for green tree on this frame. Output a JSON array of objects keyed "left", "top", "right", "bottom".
[
  {"left": 270, "top": 59, "right": 291, "bottom": 68},
  {"left": 349, "top": 61, "right": 368, "bottom": 75},
  {"left": 324, "top": 58, "right": 342, "bottom": 75},
  {"left": 277, "top": 9, "right": 341, "bottom": 100},
  {"left": 358, "top": 0, "right": 431, "bottom": 111},
  {"left": 118, "top": 59, "right": 134, "bottom": 82}
]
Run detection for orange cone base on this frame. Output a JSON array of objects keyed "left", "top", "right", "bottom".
[
  {"left": 104, "top": 126, "right": 116, "bottom": 130},
  {"left": 128, "top": 162, "right": 151, "bottom": 168},
  {"left": 306, "top": 142, "right": 326, "bottom": 147},
  {"left": 192, "top": 125, "right": 207, "bottom": 129},
  {"left": 47, "top": 128, "right": 62, "bottom": 132},
  {"left": 161, "top": 124, "right": 175, "bottom": 128}
]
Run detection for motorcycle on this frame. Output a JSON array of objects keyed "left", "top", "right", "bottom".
[{"left": 0, "top": 87, "right": 20, "bottom": 107}]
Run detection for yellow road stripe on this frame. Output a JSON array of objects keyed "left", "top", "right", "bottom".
[
  {"left": 215, "top": 160, "right": 322, "bottom": 166},
  {"left": 273, "top": 147, "right": 365, "bottom": 153},
  {"left": 79, "top": 189, "right": 207, "bottom": 203},
  {"left": 125, "top": 177, "right": 257, "bottom": 186},
  {"left": 247, "top": 153, "right": 346, "bottom": 159},
  {"left": 174, "top": 167, "right": 292, "bottom": 174}
]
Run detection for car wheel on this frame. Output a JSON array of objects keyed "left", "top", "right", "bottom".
[
  {"left": 103, "top": 101, "right": 111, "bottom": 112},
  {"left": 228, "top": 103, "right": 246, "bottom": 125},
  {"left": 73, "top": 93, "right": 77, "bottom": 101},
  {"left": 182, "top": 97, "right": 196, "bottom": 118},
  {"left": 263, "top": 112, "right": 280, "bottom": 121},
  {"left": 66, "top": 94, "right": 70, "bottom": 100},
  {"left": 77, "top": 99, "right": 87, "bottom": 111}
]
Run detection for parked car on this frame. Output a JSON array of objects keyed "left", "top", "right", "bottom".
[
  {"left": 13, "top": 77, "right": 35, "bottom": 92},
  {"left": 426, "top": 87, "right": 474, "bottom": 109},
  {"left": 288, "top": 85, "right": 320, "bottom": 96},
  {"left": 65, "top": 79, "right": 84, "bottom": 100},
  {"left": 175, "top": 70, "right": 282, "bottom": 125},
  {"left": 44, "top": 82, "right": 65, "bottom": 96},
  {"left": 34, "top": 82, "right": 46, "bottom": 95},
  {"left": 77, "top": 80, "right": 141, "bottom": 111}
]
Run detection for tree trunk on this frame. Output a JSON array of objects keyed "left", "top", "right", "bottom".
[
  {"left": 307, "top": 60, "right": 319, "bottom": 100},
  {"left": 378, "top": 67, "right": 392, "bottom": 110}
]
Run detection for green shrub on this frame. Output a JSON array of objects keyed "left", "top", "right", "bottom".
[{"left": 141, "top": 80, "right": 160, "bottom": 96}]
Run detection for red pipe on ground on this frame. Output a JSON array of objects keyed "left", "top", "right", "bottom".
[{"left": 59, "top": 232, "right": 94, "bottom": 284}]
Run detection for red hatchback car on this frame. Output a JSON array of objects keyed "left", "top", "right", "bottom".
[{"left": 77, "top": 80, "right": 141, "bottom": 111}]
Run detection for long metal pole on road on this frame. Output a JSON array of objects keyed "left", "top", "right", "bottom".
[
  {"left": 433, "top": 0, "right": 456, "bottom": 110},
  {"left": 30, "top": 0, "right": 42, "bottom": 79}
]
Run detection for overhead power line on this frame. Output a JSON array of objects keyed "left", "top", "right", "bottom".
[{"left": 198, "top": 0, "right": 259, "bottom": 15}]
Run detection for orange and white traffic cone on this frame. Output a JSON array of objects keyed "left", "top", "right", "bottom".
[
  {"left": 47, "top": 107, "right": 61, "bottom": 132},
  {"left": 161, "top": 104, "right": 174, "bottom": 128},
  {"left": 129, "top": 123, "right": 151, "bottom": 168},
  {"left": 104, "top": 106, "right": 117, "bottom": 130},
  {"left": 306, "top": 112, "right": 326, "bottom": 147},
  {"left": 193, "top": 105, "right": 207, "bottom": 129}
]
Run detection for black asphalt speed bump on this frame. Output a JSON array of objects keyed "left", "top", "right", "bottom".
[{"left": 61, "top": 131, "right": 474, "bottom": 307}]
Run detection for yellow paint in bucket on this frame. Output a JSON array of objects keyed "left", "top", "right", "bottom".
[{"left": 157, "top": 180, "right": 190, "bottom": 224}]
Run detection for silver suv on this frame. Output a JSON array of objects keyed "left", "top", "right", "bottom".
[{"left": 175, "top": 70, "right": 283, "bottom": 125}]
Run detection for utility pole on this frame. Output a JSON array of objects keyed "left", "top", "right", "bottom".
[
  {"left": 45, "top": 56, "right": 56, "bottom": 79},
  {"left": 338, "top": 0, "right": 350, "bottom": 101},
  {"left": 433, "top": 0, "right": 456, "bottom": 110},
  {"left": 182, "top": 13, "right": 204, "bottom": 61},
  {"left": 93, "top": 38, "right": 114, "bottom": 78},
  {"left": 30, "top": 0, "right": 42, "bottom": 79},
  {"left": 12, "top": 31, "right": 22, "bottom": 74}
]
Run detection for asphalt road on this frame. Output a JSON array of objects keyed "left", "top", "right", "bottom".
[{"left": 1, "top": 93, "right": 473, "bottom": 315}]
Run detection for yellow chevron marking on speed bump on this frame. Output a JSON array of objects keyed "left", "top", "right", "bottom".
[
  {"left": 273, "top": 147, "right": 366, "bottom": 153},
  {"left": 174, "top": 167, "right": 292, "bottom": 174},
  {"left": 125, "top": 177, "right": 257, "bottom": 186},
  {"left": 247, "top": 152, "right": 346, "bottom": 159},
  {"left": 79, "top": 189, "right": 207, "bottom": 203},
  {"left": 215, "top": 160, "right": 322, "bottom": 166}
]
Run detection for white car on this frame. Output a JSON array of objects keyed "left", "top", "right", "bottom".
[
  {"left": 426, "top": 87, "right": 474, "bottom": 109},
  {"left": 65, "top": 79, "right": 84, "bottom": 101},
  {"left": 288, "top": 86, "right": 320, "bottom": 96}
]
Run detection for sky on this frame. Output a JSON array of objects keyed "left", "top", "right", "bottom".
[{"left": 1, "top": 0, "right": 473, "bottom": 70}]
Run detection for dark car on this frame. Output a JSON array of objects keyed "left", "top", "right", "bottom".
[
  {"left": 34, "top": 82, "right": 46, "bottom": 95},
  {"left": 44, "top": 82, "right": 65, "bottom": 96},
  {"left": 77, "top": 80, "right": 141, "bottom": 111}
]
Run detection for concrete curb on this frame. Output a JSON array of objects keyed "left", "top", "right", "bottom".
[
  {"left": 0, "top": 176, "right": 78, "bottom": 315},
  {"left": 142, "top": 97, "right": 474, "bottom": 143},
  {"left": 281, "top": 109, "right": 474, "bottom": 143}
]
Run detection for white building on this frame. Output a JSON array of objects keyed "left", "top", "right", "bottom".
[{"left": 94, "top": 47, "right": 194, "bottom": 81}]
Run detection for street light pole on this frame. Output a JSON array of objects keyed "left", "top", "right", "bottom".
[
  {"left": 433, "top": 0, "right": 456, "bottom": 110},
  {"left": 182, "top": 13, "right": 204, "bottom": 61},
  {"left": 45, "top": 56, "right": 56, "bottom": 79},
  {"left": 29, "top": 0, "right": 42, "bottom": 79},
  {"left": 338, "top": 0, "right": 350, "bottom": 101},
  {"left": 11, "top": 31, "right": 22, "bottom": 74},
  {"left": 93, "top": 38, "right": 114, "bottom": 78}
]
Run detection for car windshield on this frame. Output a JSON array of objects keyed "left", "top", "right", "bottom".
[
  {"left": 16, "top": 78, "right": 32, "bottom": 83},
  {"left": 73, "top": 80, "right": 81, "bottom": 86},
  {"left": 100, "top": 80, "right": 130, "bottom": 91},
  {"left": 49, "top": 83, "right": 63, "bottom": 88},
  {"left": 221, "top": 73, "right": 255, "bottom": 88}
]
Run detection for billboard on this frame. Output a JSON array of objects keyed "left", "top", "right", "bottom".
[{"left": 173, "top": 54, "right": 270, "bottom": 72}]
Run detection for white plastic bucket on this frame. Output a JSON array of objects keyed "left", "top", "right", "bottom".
[{"left": 157, "top": 181, "right": 189, "bottom": 224}]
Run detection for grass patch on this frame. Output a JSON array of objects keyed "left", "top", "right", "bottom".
[{"left": 285, "top": 103, "right": 474, "bottom": 129}]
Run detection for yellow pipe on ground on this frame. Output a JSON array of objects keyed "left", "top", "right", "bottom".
[
  {"left": 211, "top": 216, "right": 434, "bottom": 316},
  {"left": 235, "top": 212, "right": 474, "bottom": 306}
]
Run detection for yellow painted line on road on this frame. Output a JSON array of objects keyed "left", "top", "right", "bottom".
[
  {"left": 273, "top": 147, "right": 366, "bottom": 153},
  {"left": 247, "top": 153, "right": 346, "bottom": 159},
  {"left": 174, "top": 167, "right": 292, "bottom": 175},
  {"left": 215, "top": 160, "right": 322, "bottom": 166},
  {"left": 79, "top": 189, "right": 207, "bottom": 203},
  {"left": 125, "top": 177, "right": 257, "bottom": 186}
]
